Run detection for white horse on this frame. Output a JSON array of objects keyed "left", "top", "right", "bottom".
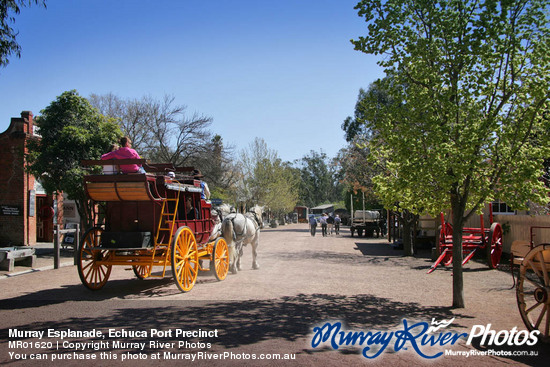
[
  {"left": 221, "top": 205, "right": 264, "bottom": 274},
  {"left": 208, "top": 203, "right": 234, "bottom": 242}
]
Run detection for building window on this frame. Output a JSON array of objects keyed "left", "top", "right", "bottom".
[{"left": 492, "top": 201, "right": 515, "bottom": 215}]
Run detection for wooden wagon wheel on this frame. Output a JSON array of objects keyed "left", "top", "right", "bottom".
[
  {"left": 212, "top": 237, "right": 229, "bottom": 281},
  {"left": 77, "top": 227, "right": 112, "bottom": 290},
  {"left": 516, "top": 244, "right": 550, "bottom": 343},
  {"left": 171, "top": 227, "right": 199, "bottom": 292},
  {"left": 132, "top": 264, "right": 151, "bottom": 280},
  {"left": 486, "top": 222, "right": 503, "bottom": 269}
]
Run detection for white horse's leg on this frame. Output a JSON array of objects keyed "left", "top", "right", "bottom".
[
  {"left": 228, "top": 244, "right": 238, "bottom": 274},
  {"left": 236, "top": 242, "right": 244, "bottom": 271},
  {"left": 252, "top": 236, "right": 259, "bottom": 270}
]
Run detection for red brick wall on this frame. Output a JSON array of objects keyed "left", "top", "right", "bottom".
[{"left": 0, "top": 111, "right": 62, "bottom": 246}]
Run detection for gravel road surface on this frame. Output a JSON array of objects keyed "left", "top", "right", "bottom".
[{"left": 1, "top": 224, "right": 548, "bottom": 366}]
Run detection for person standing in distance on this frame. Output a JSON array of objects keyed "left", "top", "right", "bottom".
[{"left": 308, "top": 214, "right": 317, "bottom": 237}]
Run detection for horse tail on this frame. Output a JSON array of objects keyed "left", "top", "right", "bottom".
[
  {"left": 222, "top": 218, "right": 235, "bottom": 246},
  {"left": 222, "top": 217, "right": 239, "bottom": 273}
]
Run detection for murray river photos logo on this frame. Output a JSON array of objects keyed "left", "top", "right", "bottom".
[{"left": 310, "top": 318, "right": 539, "bottom": 359}]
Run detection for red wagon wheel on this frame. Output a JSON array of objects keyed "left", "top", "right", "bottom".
[
  {"left": 486, "top": 222, "right": 503, "bottom": 269},
  {"left": 171, "top": 227, "right": 199, "bottom": 292},
  {"left": 516, "top": 244, "right": 550, "bottom": 343},
  {"left": 77, "top": 227, "right": 112, "bottom": 290},
  {"left": 213, "top": 237, "right": 229, "bottom": 281}
]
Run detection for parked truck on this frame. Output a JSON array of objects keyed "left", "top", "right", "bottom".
[{"left": 350, "top": 209, "right": 386, "bottom": 237}]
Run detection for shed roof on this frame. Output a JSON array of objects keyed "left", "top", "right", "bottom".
[{"left": 311, "top": 204, "right": 334, "bottom": 210}]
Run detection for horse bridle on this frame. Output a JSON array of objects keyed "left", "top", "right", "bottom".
[{"left": 246, "top": 210, "right": 263, "bottom": 229}]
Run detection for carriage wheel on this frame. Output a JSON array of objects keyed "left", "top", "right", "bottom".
[
  {"left": 77, "top": 227, "right": 112, "bottom": 290},
  {"left": 485, "top": 222, "right": 503, "bottom": 269},
  {"left": 213, "top": 238, "right": 229, "bottom": 281},
  {"left": 516, "top": 244, "right": 550, "bottom": 343},
  {"left": 171, "top": 227, "right": 199, "bottom": 292},
  {"left": 132, "top": 265, "right": 151, "bottom": 280}
]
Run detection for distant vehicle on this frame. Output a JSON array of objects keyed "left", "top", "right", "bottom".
[
  {"left": 334, "top": 208, "right": 350, "bottom": 225},
  {"left": 350, "top": 209, "right": 386, "bottom": 237}
]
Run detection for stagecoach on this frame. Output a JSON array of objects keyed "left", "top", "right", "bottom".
[{"left": 77, "top": 159, "right": 229, "bottom": 292}]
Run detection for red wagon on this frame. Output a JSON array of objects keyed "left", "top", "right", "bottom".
[
  {"left": 428, "top": 209, "right": 503, "bottom": 273},
  {"left": 77, "top": 159, "right": 229, "bottom": 292}
]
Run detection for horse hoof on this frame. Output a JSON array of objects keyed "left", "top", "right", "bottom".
[{"left": 252, "top": 263, "right": 259, "bottom": 270}]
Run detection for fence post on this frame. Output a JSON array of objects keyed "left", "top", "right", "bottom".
[
  {"left": 74, "top": 224, "right": 80, "bottom": 266},
  {"left": 54, "top": 224, "right": 60, "bottom": 269}
]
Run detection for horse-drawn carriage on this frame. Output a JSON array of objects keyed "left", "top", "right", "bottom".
[
  {"left": 77, "top": 159, "right": 229, "bottom": 292},
  {"left": 428, "top": 210, "right": 503, "bottom": 273}
]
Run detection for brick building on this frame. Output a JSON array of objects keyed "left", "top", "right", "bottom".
[{"left": 0, "top": 111, "right": 62, "bottom": 246}]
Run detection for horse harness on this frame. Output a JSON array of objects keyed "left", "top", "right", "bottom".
[{"left": 229, "top": 210, "right": 262, "bottom": 240}]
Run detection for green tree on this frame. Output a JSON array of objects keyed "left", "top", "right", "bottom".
[
  {"left": 353, "top": 0, "right": 550, "bottom": 308},
  {"left": 194, "top": 135, "right": 239, "bottom": 202},
  {"left": 342, "top": 81, "right": 422, "bottom": 255},
  {"left": 296, "top": 150, "right": 342, "bottom": 208},
  {"left": 1, "top": 0, "right": 46, "bottom": 68},
  {"left": 26, "top": 90, "right": 121, "bottom": 231},
  {"left": 342, "top": 84, "right": 390, "bottom": 143},
  {"left": 238, "top": 138, "right": 298, "bottom": 214}
]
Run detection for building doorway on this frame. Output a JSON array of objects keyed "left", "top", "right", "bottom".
[{"left": 36, "top": 195, "right": 54, "bottom": 242}]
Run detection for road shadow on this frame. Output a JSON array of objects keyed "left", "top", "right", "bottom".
[
  {"left": 353, "top": 242, "right": 404, "bottom": 257},
  {"left": 0, "top": 271, "right": 225, "bottom": 310},
  {"left": 0, "top": 292, "right": 470, "bottom": 356}
]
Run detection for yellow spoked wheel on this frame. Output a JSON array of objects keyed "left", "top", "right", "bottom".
[
  {"left": 171, "top": 227, "right": 199, "bottom": 292},
  {"left": 516, "top": 244, "right": 550, "bottom": 343},
  {"left": 77, "top": 227, "right": 112, "bottom": 290},
  {"left": 213, "top": 238, "right": 229, "bottom": 281},
  {"left": 132, "top": 265, "right": 151, "bottom": 280}
]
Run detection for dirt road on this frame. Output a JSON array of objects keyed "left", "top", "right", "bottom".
[{"left": 0, "top": 224, "right": 547, "bottom": 366}]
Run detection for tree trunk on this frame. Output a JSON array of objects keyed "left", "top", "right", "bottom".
[
  {"left": 451, "top": 200, "right": 465, "bottom": 308},
  {"left": 402, "top": 220, "right": 414, "bottom": 256}
]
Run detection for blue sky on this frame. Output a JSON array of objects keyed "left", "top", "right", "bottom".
[{"left": 0, "top": 0, "right": 384, "bottom": 162}]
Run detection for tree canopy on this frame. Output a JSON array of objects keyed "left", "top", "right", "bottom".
[
  {"left": 296, "top": 150, "right": 342, "bottom": 208},
  {"left": 237, "top": 138, "right": 298, "bottom": 214},
  {"left": 0, "top": 0, "right": 46, "bottom": 69},
  {"left": 352, "top": 0, "right": 550, "bottom": 307},
  {"left": 26, "top": 90, "right": 121, "bottom": 228}
]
